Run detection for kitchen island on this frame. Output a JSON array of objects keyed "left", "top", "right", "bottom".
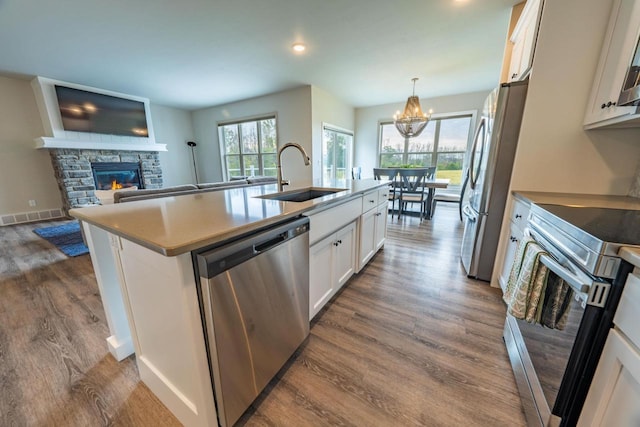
[{"left": 69, "top": 179, "right": 389, "bottom": 427}]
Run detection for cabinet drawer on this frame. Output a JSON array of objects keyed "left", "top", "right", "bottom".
[
  {"left": 511, "top": 198, "right": 530, "bottom": 229},
  {"left": 362, "top": 190, "right": 378, "bottom": 213},
  {"left": 615, "top": 272, "right": 640, "bottom": 348},
  {"left": 377, "top": 186, "right": 391, "bottom": 205},
  {"left": 307, "top": 197, "right": 362, "bottom": 245}
]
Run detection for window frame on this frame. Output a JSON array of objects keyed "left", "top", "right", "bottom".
[
  {"left": 377, "top": 110, "right": 477, "bottom": 189},
  {"left": 321, "top": 122, "right": 354, "bottom": 185},
  {"left": 218, "top": 113, "right": 279, "bottom": 181}
]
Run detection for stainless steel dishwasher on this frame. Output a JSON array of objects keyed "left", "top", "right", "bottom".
[{"left": 194, "top": 216, "right": 310, "bottom": 427}]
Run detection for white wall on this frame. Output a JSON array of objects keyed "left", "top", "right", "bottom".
[
  {"left": 151, "top": 104, "right": 197, "bottom": 186},
  {"left": 191, "top": 86, "right": 313, "bottom": 186},
  {"left": 310, "top": 86, "right": 355, "bottom": 185},
  {"left": 491, "top": 0, "right": 640, "bottom": 287},
  {"left": 0, "top": 75, "right": 195, "bottom": 218},
  {"left": 354, "top": 90, "right": 490, "bottom": 178},
  {"left": 0, "top": 76, "right": 62, "bottom": 215},
  {"left": 509, "top": 0, "right": 640, "bottom": 195}
]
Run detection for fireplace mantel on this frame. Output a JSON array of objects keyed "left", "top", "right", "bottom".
[{"left": 35, "top": 137, "right": 167, "bottom": 152}]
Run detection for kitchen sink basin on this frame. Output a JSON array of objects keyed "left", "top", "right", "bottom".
[{"left": 255, "top": 187, "right": 347, "bottom": 202}]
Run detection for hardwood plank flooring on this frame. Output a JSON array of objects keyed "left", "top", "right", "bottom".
[{"left": 0, "top": 206, "right": 526, "bottom": 426}]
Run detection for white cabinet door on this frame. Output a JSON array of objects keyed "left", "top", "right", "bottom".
[
  {"left": 584, "top": 0, "right": 640, "bottom": 128},
  {"left": 358, "top": 208, "right": 376, "bottom": 271},
  {"left": 309, "top": 221, "right": 357, "bottom": 320},
  {"left": 309, "top": 233, "right": 335, "bottom": 320},
  {"left": 507, "top": 0, "right": 542, "bottom": 82},
  {"left": 499, "top": 223, "right": 521, "bottom": 290},
  {"left": 578, "top": 329, "right": 640, "bottom": 426},
  {"left": 374, "top": 202, "right": 387, "bottom": 251},
  {"left": 497, "top": 197, "right": 531, "bottom": 292},
  {"left": 335, "top": 221, "right": 357, "bottom": 288}
]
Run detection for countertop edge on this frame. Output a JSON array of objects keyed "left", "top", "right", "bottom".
[
  {"left": 71, "top": 180, "right": 389, "bottom": 256},
  {"left": 620, "top": 247, "right": 640, "bottom": 268}
]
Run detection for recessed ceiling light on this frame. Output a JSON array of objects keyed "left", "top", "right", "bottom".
[{"left": 292, "top": 43, "right": 306, "bottom": 53}]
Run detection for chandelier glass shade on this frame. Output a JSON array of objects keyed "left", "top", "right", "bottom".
[{"left": 393, "top": 78, "right": 431, "bottom": 138}]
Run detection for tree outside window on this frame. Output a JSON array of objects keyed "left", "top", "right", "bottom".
[
  {"left": 322, "top": 125, "right": 353, "bottom": 184},
  {"left": 219, "top": 117, "right": 277, "bottom": 180},
  {"left": 379, "top": 114, "right": 473, "bottom": 187}
]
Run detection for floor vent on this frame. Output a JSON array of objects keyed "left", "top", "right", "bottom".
[{"left": 0, "top": 209, "right": 65, "bottom": 226}]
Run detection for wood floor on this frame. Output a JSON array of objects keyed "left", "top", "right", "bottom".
[{"left": 0, "top": 205, "right": 527, "bottom": 426}]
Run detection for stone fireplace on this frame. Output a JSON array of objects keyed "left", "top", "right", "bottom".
[{"left": 49, "top": 148, "right": 163, "bottom": 213}]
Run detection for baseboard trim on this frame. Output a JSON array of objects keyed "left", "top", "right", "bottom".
[
  {"left": 1, "top": 209, "right": 64, "bottom": 226},
  {"left": 106, "top": 334, "right": 134, "bottom": 361}
]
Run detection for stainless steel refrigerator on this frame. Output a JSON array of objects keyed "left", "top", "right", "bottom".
[{"left": 461, "top": 80, "right": 528, "bottom": 281}]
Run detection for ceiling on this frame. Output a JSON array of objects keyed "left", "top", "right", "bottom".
[{"left": 0, "top": 0, "right": 520, "bottom": 110}]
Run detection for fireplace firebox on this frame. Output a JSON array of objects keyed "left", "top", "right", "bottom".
[{"left": 91, "top": 162, "right": 144, "bottom": 190}]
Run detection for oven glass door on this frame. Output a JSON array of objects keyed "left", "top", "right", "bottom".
[{"left": 516, "top": 278, "right": 585, "bottom": 409}]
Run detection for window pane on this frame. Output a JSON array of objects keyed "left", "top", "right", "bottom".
[
  {"left": 436, "top": 152, "right": 465, "bottom": 185},
  {"left": 226, "top": 155, "right": 241, "bottom": 179},
  {"left": 408, "top": 121, "right": 435, "bottom": 152},
  {"left": 323, "top": 130, "right": 336, "bottom": 181},
  {"left": 260, "top": 119, "right": 277, "bottom": 153},
  {"left": 262, "top": 154, "right": 277, "bottom": 177},
  {"left": 241, "top": 122, "right": 258, "bottom": 154},
  {"left": 222, "top": 125, "right": 239, "bottom": 154},
  {"left": 380, "top": 124, "right": 405, "bottom": 152},
  {"left": 335, "top": 133, "right": 348, "bottom": 180},
  {"left": 406, "top": 153, "right": 432, "bottom": 167},
  {"left": 243, "top": 154, "right": 259, "bottom": 176},
  {"left": 380, "top": 153, "right": 403, "bottom": 167},
  {"left": 438, "top": 117, "right": 472, "bottom": 152}
]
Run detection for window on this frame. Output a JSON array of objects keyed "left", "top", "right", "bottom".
[
  {"left": 322, "top": 124, "right": 353, "bottom": 184},
  {"left": 219, "top": 117, "right": 277, "bottom": 180},
  {"left": 379, "top": 113, "right": 473, "bottom": 187}
]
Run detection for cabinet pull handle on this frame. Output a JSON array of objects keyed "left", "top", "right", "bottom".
[
  {"left": 369, "top": 199, "right": 376, "bottom": 203},
  {"left": 607, "top": 101, "right": 613, "bottom": 107},
  {"left": 337, "top": 239, "right": 342, "bottom": 245},
  {"left": 515, "top": 214, "right": 522, "bottom": 219},
  {"left": 510, "top": 236, "right": 518, "bottom": 242},
  {"left": 333, "top": 241, "right": 339, "bottom": 247},
  {"left": 512, "top": 73, "right": 518, "bottom": 78},
  {"left": 601, "top": 103, "right": 606, "bottom": 109}
]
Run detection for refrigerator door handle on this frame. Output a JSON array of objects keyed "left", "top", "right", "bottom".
[
  {"left": 469, "top": 118, "right": 486, "bottom": 190},
  {"left": 463, "top": 204, "right": 477, "bottom": 222}
]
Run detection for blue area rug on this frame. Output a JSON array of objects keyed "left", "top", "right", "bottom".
[{"left": 33, "top": 221, "right": 89, "bottom": 257}]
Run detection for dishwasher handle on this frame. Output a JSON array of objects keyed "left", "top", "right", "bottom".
[{"left": 196, "top": 216, "right": 310, "bottom": 279}]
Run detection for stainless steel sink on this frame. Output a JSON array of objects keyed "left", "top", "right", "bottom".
[{"left": 255, "top": 187, "right": 347, "bottom": 202}]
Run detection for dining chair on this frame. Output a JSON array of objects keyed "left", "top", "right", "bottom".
[
  {"left": 397, "top": 168, "right": 430, "bottom": 221},
  {"left": 351, "top": 166, "right": 362, "bottom": 180},
  {"left": 373, "top": 168, "right": 399, "bottom": 218},
  {"left": 431, "top": 169, "right": 469, "bottom": 221}
]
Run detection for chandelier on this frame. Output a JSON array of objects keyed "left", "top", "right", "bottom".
[{"left": 393, "top": 78, "right": 431, "bottom": 138}]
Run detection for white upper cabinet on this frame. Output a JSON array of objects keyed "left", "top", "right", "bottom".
[
  {"left": 584, "top": 0, "right": 640, "bottom": 128},
  {"left": 507, "top": 0, "right": 543, "bottom": 82}
]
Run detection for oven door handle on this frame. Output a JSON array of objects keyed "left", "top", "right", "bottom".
[
  {"left": 539, "top": 254, "right": 612, "bottom": 307},
  {"left": 538, "top": 254, "right": 591, "bottom": 296}
]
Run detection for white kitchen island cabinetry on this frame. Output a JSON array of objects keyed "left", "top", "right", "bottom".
[
  {"left": 309, "top": 221, "right": 357, "bottom": 320},
  {"left": 306, "top": 196, "right": 361, "bottom": 320},
  {"left": 578, "top": 265, "right": 640, "bottom": 426},
  {"left": 357, "top": 187, "right": 389, "bottom": 272},
  {"left": 584, "top": 0, "right": 640, "bottom": 128},
  {"left": 498, "top": 196, "right": 531, "bottom": 291},
  {"left": 70, "top": 179, "right": 389, "bottom": 427}
]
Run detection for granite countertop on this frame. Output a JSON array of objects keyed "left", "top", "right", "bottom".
[
  {"left": 514, "top": 191, "right": 640, "bottom": 210},
  {"left": 69, "top": 179, "right": 388, "bottom": 256}
]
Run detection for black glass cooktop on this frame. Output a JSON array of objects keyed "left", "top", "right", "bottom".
[{"left": 536, "top": 204, "right": 640, "bottom": 245}]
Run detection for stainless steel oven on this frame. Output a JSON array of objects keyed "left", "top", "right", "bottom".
[{"left": 504, "top": 204, "right": 638, "bottom": 427}]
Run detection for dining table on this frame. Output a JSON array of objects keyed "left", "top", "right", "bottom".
[{"left": 422, "top": 178, "right": 450, "bottom": 219}]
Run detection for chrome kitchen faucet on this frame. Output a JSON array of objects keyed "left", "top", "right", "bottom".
[{"left": 276, "top": 142, "right": 310, "bottom": 191}]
